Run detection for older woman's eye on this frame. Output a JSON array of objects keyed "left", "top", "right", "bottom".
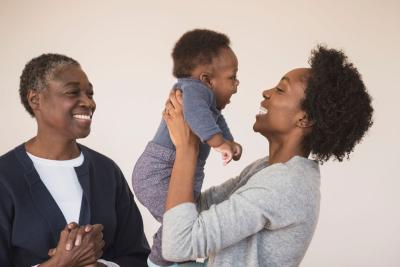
[{"left": 66, "top": 90, "right": 79, "bottom": 96}]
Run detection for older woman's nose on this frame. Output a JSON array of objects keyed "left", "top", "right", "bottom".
[{"left": 80, "top": 94, "right": 96, "bottom": 110}]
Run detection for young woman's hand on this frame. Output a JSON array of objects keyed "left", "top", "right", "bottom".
[{"left": 163, "top": 89, "right": 199, "bottom": 153}]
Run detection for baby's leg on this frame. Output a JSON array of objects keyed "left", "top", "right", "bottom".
[
  {"left": 135, "top": 180, "right": 170, "bottom": 222},
  {"left": 149, "top": 225, "right": 175, "bottom": 266},
  {"left": 132, "top": 143, "right": 175, "bottom": 222}
]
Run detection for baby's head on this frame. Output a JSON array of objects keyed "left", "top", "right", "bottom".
[{"left": 172, "top": 29, "right": 239, "bottom": 110}]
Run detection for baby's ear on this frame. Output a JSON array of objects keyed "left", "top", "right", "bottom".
[{"left": 199, "top": 72, "right": 213, "bottom": 88}]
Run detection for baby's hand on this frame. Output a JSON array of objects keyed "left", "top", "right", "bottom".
[
  {"left": 214, "top": 142, "right": 234, "bottom": 165},
  {"left": 231, "top": 141, "right": 242, "bottom": 161}
]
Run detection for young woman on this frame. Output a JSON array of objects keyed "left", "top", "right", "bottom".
[{"left": 161, "top": 46, "right": 373, "bottom": 267}]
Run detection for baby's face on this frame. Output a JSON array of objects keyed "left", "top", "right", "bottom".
[{"left": 210, "top": 48, "right": 239, "bottom": 110}]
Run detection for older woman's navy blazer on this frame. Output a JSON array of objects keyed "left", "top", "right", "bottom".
[{"left": 0, "top": 143, "right": 150, "bottom": 267}]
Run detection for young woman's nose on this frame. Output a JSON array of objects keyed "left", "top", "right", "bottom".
[{"left": 263, "top": 89, "right": 272, "bottom": 99}]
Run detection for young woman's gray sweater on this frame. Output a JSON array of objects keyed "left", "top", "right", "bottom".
[{"left": 162, "top": 156, "right": 320, "bottom": 267}]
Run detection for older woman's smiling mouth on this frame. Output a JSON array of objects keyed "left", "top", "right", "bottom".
[{"left": 73, "top": 112, "right": 93, "bottom": 121}]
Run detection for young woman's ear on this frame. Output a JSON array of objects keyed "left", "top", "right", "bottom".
[
  {"left": 297, "top": 112, "right": 314, "bottom": 128},
  {"left": 27, "top": 90, "right": 40, "bottom": 112},
  {"left": 199, "top": 72, "right": 213, "bottom": 88}
]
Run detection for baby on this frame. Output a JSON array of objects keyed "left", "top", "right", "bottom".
[{"left": 132, "top": 29, "right": 241, "bottom": 267}]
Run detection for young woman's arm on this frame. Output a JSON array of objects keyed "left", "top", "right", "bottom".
[{"left": 163, "top": 90, "right": 199, "bottom": 211}]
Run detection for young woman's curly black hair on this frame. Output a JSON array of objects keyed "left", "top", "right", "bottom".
[
  {"left": 19, "top": 54, "right": 79, "bottom": 117},
  {"left": 172, "top": 29, "right": 230, "bottom": 78},
  {"left": 301, "top": 45, "right": 373, "bottom": 162}
]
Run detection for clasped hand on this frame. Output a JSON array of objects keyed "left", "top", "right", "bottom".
[{"left": 44, "top": 223, "right": 105, "bottom": 267}]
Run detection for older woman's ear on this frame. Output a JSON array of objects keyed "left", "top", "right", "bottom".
[{"left": 27, "top": 89, "right": 40, "bottom": 113}]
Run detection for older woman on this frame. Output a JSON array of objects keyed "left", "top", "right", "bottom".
[
  {"left": 0, "top": 54, "right": 150, "bottom": 266},
  {"left": 161, "top": 46, "right": 373, "bottom": 266}
]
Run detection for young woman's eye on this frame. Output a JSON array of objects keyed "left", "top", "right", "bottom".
[{"left": 275, "top": 87, "right": 284, "bottom": 92}]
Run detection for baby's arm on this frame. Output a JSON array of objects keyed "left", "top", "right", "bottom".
[
  {"left": 179, "top": 85, "right": 236, "bottom": 165},
  {"left": 181, "top": 86, "right": 222, "bottom": 143},
  {"left": 215, "top": 115, "right": 242, "bottom": 161}
]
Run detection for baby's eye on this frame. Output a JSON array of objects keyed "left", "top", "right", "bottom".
[{"left": 275, "top": 87, "right": 284, "bottom": 92}]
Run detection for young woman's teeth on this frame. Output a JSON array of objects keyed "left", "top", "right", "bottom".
[
  {"left": 259, "top": 107, "right": 268, "bottom": 115},
  {"left": 73, "top": 114, "right": 91, "bottom": 120}
]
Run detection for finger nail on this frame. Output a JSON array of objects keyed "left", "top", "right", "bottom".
[
  {"left": 75, "top": 239, "right": 81, "bottom": 246},
  {"left": 66, "top": 244, "right": 71, "bottom": 250}
]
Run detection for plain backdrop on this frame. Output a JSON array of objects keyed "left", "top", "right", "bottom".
[{"left": 1, "top": 0, "right": 399, "bottom": 266}]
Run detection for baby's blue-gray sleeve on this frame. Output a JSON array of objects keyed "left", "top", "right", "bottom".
[
  {"left": 217, "top": 114, "right": 234, "bottom": 141},
  {"left": 183, "top": 87, "right": 222, "bottom": 142}
]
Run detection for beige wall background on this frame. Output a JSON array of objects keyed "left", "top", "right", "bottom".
[{"left": 1, "top": 0, "right": 399, "bottom": 266}]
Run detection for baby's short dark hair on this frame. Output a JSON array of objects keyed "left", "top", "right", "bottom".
[{"left": 172, "top": 29, "right": 231, "bottom": 78}]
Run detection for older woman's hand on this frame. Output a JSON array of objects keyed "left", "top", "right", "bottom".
[
  {"left": 163, "top": 89, "right": 199, "bottom": 152},
  {"left": 44, "top": 224, "right": 105, "bottom": 267}
]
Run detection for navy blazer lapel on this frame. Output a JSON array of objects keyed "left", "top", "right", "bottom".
[
  {"left": 76, "top": 144, "right": 91, "bottom": 225},
  {"left": 14, "top": 144, "right": 66, "bottom": 246}
]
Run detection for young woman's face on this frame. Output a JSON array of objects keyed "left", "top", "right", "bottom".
[
  {"left": 35, "top": 65, "right": 96, "bottom": 140},
  {"left": 253, "top": 68, "right": 310, "bottom": 138}
]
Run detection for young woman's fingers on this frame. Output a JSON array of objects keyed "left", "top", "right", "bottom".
[
  {"left": 169, "top": 89, "right": 183, "bottom": 112},
  {"left": 175, "top": 89, "right": 183, "bottom": 105}
]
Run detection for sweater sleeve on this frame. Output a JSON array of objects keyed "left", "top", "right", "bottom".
[
  {"left": 197, "top": 175, "right": 241, "bottom": 211},
  {"left": 110, "top": 166, "right": 150, "bottom": 266},
  {"left": 197, "top": 159, "right": 264, "bottom": 211},
  {"left": 162, "top": 167, "right": 302, "bottom": 262},
  {"left": 182, "top": 86, "right": 222, "bottom": 143},
  {"left": 0, "top": 182, "right": 13, "bottom": 267}
]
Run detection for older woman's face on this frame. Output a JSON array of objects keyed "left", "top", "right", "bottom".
[
  {"left": 35, "top": 65, "right": 96, "bottom": 140},
  {"left": 253, "top": 68, "right": 310, "bottom": 138}
]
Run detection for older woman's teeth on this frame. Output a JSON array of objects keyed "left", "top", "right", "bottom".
[
  {"left": 259, "top": 107, "right": 268, "bottom": 115},
  {"left": 73, "top": 114, "right": 91, "bottom": 120}
]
